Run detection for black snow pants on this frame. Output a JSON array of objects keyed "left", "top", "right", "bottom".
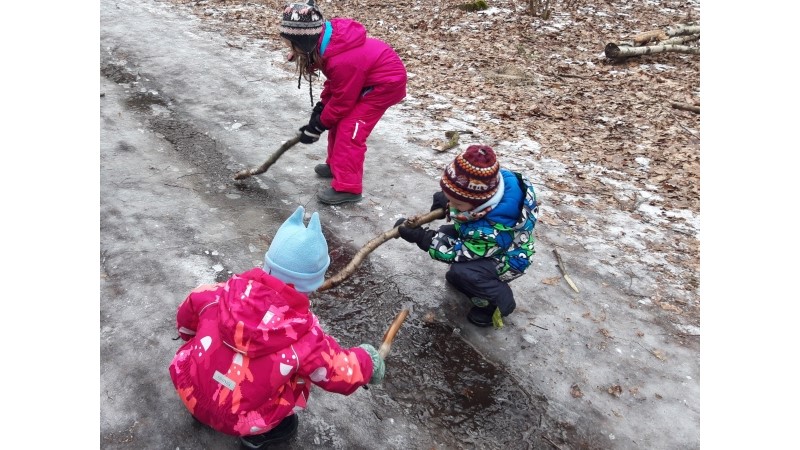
[{"left": 445, "top": 258, "right": 516, "bottom": 316}]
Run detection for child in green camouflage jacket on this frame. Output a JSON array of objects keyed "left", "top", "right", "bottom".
[{"left": 394, "top": 145, "right": 538, "bottom": 328}]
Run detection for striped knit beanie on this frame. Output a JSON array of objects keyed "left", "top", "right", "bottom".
[
  {"left": 440, "top": 145, "right": 501, "bottom": 208},
  {"left": 279, "top": 1, "right": 324, "bottom": 54}
]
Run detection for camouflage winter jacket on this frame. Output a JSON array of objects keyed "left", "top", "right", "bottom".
[{"left": 428, "top": 169, "right": 538, "bottom": 278}]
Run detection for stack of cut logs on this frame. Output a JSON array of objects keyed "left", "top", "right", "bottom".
[{"left": 605, "top": 24, "right": 699, "bottom": 60}]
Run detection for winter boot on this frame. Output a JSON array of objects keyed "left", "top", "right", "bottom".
[
  {"left": 239, "top": 414, "right": 299, "bottom": 449},
  {"left": 317, "top": 187, "right": 363, "bottom": 205},
  {"left": 467, "top": 305, "right": 495, "bottom": 327},
  {"left": 314, "top": 163, "right": 333, "bottom": 178}
]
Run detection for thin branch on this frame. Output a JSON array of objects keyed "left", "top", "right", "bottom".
[
  {"left": 233, "top": 134, "right": 301, "bottom": 180},
  {"left": 671, "top": 101, "right": 700, "bottom": 114}
]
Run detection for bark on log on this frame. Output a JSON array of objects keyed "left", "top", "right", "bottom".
[
  {"left": 605, "top": 42, "right": 699, "bottom": 59},
  {"left": 233, "top": 134, "right": 301, "bottom": 180},
  {"left": 660, "top": 34, "right": 700, "bottom": 46},
  {"left": 671, "top": 102, "right": 700, "bottom": 114},
  {"left": 665, "top": 24, "right": 700, "bottom": 37},
  {"left": 318, "top": 208, "right": 447, "bottom": 292}
]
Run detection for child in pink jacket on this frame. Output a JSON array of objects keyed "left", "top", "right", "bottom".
[
  {"left": 279, "top": 1, "right": 407, "bottom": 205},
  {"left": 169, "top": 206, "right": 385, "bottom": 449}
]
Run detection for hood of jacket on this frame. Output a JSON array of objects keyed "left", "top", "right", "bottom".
[
  {"left": 482, "top": 169, "right": 525, "bottom": 226},
  {"left": 319, "top": 18, "right": 366, "bottom": 59},
  {"left": 217, "top": 268, "right": 313, "bottom": 359}
]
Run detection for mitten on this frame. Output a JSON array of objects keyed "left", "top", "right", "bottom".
[
  {"left": 298, "top": 124, "right": 323, "bottom": 144},
  {"left": 308, "top": 108, "right": 328, "bottom": 133},
  {"left": 430, "top": 191, "right": 449, "bottom": 212},
  {"left": 394, "top": 218, "right": 435, "bottom": 250},
  {"left": 438, "top": 224, "right": 458, "bottom": 238},
  {"left": 358, "top": 344, "right": 385, "bottom": 384},
  {"left": 310, "top": 101, "right": 325, "bottom": 127},
  {"left": 299, "top": 106, "right": 328, "bottom": 145}
]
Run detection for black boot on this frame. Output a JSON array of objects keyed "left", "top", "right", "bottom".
[
  {"left": 314, "top": 163, "right": 333, "bottom": 178},
  {"left": 317, "top": 187, "right": 363, "bottom": 205},
  {"left": 239, "top": 414, "right": 299, "bottom": 449},
  {"left": 467, "top": 305, "right": 495, "bottom": 327}
]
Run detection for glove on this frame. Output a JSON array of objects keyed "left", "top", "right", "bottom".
[
  {"left": 394, "top": 217, "right": 435, "bottom": 251},
  {"left": 430, "top": 191, "right": 449, "bottom": 212},
  {"left": 359, "top": 344, "right": 385, "bottom": 385}
]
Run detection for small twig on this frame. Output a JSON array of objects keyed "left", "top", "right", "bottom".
[
  {"left": 552, "top": 249, "right": 580, "bottom": 293},
  {"left": 532, "top": 323, "right": 548, "bottom": 331},
  {"left": 164, "top": 183, "right": 192, "bottom": 190},
  {"left": 636, "top": 341, "right": 666, "bottom": 361},
  {"left": 550, "top": 70, "right": 610, "bottom": 82},
  {"left": 671, "top": 101, "right": 700, "bottom": 114},
  {"left": 177, "top": 172, "right": 205, "bottom": 179},
  {"left": 542, "top": 435, "right": 562, "bottom": 449}
]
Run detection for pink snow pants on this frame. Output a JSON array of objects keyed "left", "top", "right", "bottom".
[{"left": 326, "top": 82, "right": 406, "bottom": 194}]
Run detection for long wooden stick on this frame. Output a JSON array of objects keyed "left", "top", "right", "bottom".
[
  {"left": 379, "top": 308, "right": 410, "bottom": 359},
  {"left": 233, "top": 134, "right": 301, "bottom": 180},
  {"left": 318, "top": 208, "right": 447, "bottom": 292}
]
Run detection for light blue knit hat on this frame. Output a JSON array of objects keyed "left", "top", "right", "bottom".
[{"left": 264, "top": 206, "right": 330, "bottom": 293}]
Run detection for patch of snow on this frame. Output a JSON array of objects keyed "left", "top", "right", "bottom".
[{"left": 478, "top": 7, "right": 509, "bottom": 16}]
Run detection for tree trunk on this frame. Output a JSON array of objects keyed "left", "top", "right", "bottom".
[{"left": 319, "top": 208, "right": 447, "bottom": 292}]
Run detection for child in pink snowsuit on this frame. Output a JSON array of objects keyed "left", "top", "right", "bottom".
[
  {"left": 279, "top": 1, "right": 407, "bottom": 205},
  {"left": 169, "top": 206, "right": 386, "bottom": 449}
]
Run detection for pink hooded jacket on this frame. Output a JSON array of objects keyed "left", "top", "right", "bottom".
[
  {"left": 168, "top": 268, "right": 374, "bottom": 436},
  {"left": 316, "top": 18, "right": 407, "bottom": 128}
]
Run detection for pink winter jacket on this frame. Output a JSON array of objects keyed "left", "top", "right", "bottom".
[
  {"left": 168, "top": 268, "right": 374, "bottom": 436},
  {"left": 316, "top": 18, "right": 407, "bottom": 128}
]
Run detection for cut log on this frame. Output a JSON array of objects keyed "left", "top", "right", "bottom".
[
  {"left": 605, "top": 42, "right": 699, "bottom": 59},
  {"left": 660, "top": 34, "right": 700, "bottom": 46},
  {"left": 665, "top": 24, "right": 700, "bottom": 37}
]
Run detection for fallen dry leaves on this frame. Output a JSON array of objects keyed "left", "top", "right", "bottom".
[{"left": 541, "top": 276, "right": 561, "bottom": 285}]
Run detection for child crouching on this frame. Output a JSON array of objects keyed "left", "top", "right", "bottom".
[
  {"left": 394, "top": 145, "right": 538, "bottom": 328},
  {"left": 169, "top": 206, "right": 385, "bottom": 448}
]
